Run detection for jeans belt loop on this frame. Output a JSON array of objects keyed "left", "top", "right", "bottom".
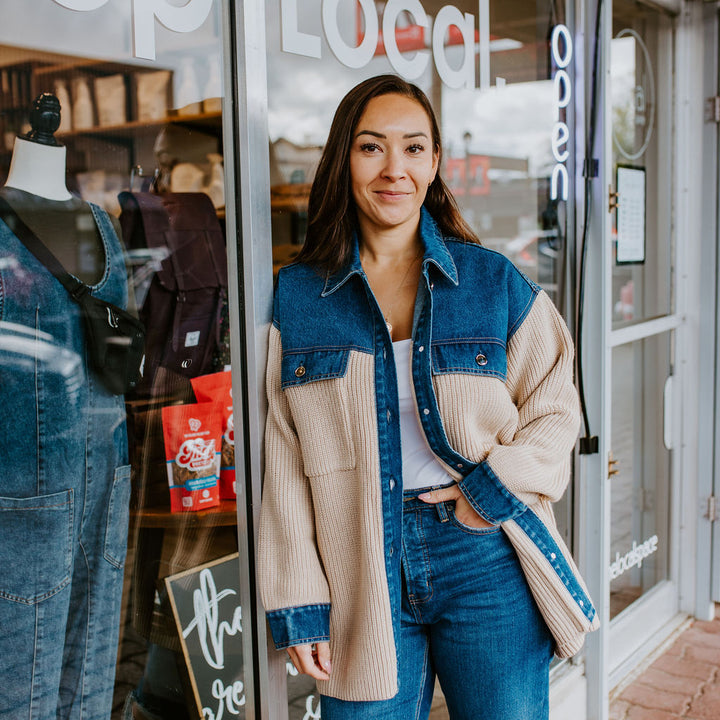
[{"left": 436, "top": 500, "right": 449, "bottom": 523}]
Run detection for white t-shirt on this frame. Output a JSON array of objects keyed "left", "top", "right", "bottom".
[{"left": 393, "top": 339, "right": 453, "bottom": 491}]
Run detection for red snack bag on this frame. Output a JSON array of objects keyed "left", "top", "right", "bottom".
[
  {"left": 191, "top": 371, "right": 235, "bottom": 500},
  {"left": 161, "top": 402, "right": 222, "bottom": 512}
]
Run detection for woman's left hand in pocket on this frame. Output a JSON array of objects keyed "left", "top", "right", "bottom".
[{"left": 418, "top": 484, "right": 496, "bottom": 529}]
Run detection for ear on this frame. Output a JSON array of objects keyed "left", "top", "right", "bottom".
[{"left": 431, "top": 145, "right": 440, "bottom": 179}]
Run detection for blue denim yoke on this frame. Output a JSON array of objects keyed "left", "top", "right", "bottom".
[
  {"left": 0, "top": 203, "right": 131, "bottom": 719},
  {"left": 270, "top": 208, "right": 596, "bottom": 660}
]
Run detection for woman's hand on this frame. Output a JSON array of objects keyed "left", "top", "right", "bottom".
[
  {"left": 418, "top": 484, "right": 496, "bottom": 529},
  {"left": 287, "top": 642, "right": 331, "bottom": 680}
]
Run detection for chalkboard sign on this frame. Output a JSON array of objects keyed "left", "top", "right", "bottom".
[{"left": 165, "top": 553, "right": 245, "bottom": 720}]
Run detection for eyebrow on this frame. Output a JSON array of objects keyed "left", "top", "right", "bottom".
[{"left": 355, "top": 130, "right": 429, "bottom": 139}]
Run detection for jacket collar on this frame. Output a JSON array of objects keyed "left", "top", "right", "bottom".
[{"left": 321, "top": 207, "right": 459, "bottom": 297}]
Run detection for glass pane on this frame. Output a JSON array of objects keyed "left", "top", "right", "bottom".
[
  {"left": 609, "top": 333, "right": 672, "bottom": 619},
  {"left": 266, "top": 1, "right": 574, "bottom": 715},
  {"left": 610, "top": 1, "right": 674, "bottom": 327},
  {"left": 0, "top": 5, "right": 247, "bottom": 720}
]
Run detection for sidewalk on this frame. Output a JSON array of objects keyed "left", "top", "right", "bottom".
[{"left": 609, "top": 609, "right": 720, "bottom": 719}]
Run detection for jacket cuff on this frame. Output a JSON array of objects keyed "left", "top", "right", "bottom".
[
  {"left": 266, "top": 603, "right": 331, "bottom": 649},
  {"left": 458, "top": 461, "right": 527, "bottom": 524}
]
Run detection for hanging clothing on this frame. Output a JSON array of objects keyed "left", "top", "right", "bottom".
[{"left": 0, "top": 195, "right": 131, "bottom": 719}]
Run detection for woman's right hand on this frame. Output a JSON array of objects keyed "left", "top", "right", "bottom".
[{"left": 287, "top": 642, "right": 332, "bottom": 680}]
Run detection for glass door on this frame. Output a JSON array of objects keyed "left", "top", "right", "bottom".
[{"left": 606, "top": 0, "right": 681, "bottom": 679}]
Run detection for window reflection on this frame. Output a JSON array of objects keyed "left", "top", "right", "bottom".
[{"left": 0, "top": 3, "right": 244, "bottom": 718}]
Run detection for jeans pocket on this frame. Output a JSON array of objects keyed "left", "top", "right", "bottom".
[
  {"left": 0, "top": 489, "right": 73, "bottom": 604},
  {"left": 103, "top": 465, "right": 131, "bottom": 569},
  {"left": 448, "top": 505, "right": 501, "bottom": 535}
]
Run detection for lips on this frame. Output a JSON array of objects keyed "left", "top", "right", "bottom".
[{"left": 374, "top": 190, "right": 411, "bottom": 199}]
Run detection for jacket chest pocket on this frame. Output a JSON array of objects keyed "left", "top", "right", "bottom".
[
  {"left": 431, "top": 338, "right": 507, "bottom": 380},
  {"left": 282, "top": 349, "right": 355, "bottom": 477}
]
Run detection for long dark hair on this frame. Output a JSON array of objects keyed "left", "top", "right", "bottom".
[{"left": 295, "top": 74, "right": 479, "bottom": 274}]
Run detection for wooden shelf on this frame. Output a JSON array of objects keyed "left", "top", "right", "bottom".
[
  {"left": 132, "top": 499, "right": 238, "bottom": 529},
  {"left": 55, "top": 109, "right": 222, "bottom": 139}
]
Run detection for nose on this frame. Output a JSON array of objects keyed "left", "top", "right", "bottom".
[{"left": 381, "top": 148, "right": 406, "bottom": 181}]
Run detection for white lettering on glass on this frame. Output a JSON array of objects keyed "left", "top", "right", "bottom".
[
  {"left": 609, "top": 535, "right": 659, "bottom": 580},
  {"left": 550, "top": 24, "right": 573, "bottom": 201},
  {"left": 282, "top": 0, "right": 322, "bottom": 57},
  {"left": 133, "top": 0, "right": 214, "bottom": 60},
  {"left": 432, "top": 5, "right": 474, "bottom": 89},
  {"left": 280, "top": 0, "right": 491, "bottom": 89},
  {"left": 52, "top": 0, "right": 214, "bottom": 61},
  {"left": 382, "top": 0, "right": 429, "bottom": 80},
  {"left": 53, "top": 0, "right": 109, "bottom": 9},
  {"left": 323, "top": 0, "right": 378, "bottom": 69}
]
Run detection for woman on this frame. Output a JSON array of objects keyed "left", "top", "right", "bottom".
[{"left": 258, "top": 74, "right": 598, "bottom": 719}]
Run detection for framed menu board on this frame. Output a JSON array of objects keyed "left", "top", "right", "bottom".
[{"left": 165, "top": 553, "right": 245, "bottom": 719}]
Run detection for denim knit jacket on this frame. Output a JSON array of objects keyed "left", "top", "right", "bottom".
[{"left": 258, "top": 208, "right": 599, "bottom": 702}]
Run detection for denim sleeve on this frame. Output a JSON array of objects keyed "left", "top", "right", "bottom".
[{"left": 266, "top": 603, "right": 331, "bottom": 649}]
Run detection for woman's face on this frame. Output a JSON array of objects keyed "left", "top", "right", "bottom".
[{"left": 349, "top": 93, "right": 438, "bottom": 239}]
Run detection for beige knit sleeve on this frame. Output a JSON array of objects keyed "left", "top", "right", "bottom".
[
  {"left": 482, "top": 290, "right": 580, "bottom": 506},
  {"left": 257, "top": 324, "right": 331, "bottom": 636}
]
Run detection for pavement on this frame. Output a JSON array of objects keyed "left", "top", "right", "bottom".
[{"left": 610, "top": 608, "right": 720, "bottom": 719}]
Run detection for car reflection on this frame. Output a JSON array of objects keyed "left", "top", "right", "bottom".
[{"left": 0, "top": 320, "right": 84, "bottom": 404}]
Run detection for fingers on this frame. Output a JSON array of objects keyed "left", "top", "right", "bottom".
[
  {"left": 418, "top": 486, "right": 495, "bottom": 529},
  {"left": 417, "top": 484, "right": 462, "bottom": 504},
  {"left": 454, "top": 495, "right": 495, "bottom": 529},
  {"left": 287, "top": 643, "right": 331, "bottom": 681},
  {"left": 316, "top": 642, "right": 332, "bottom": 675}
]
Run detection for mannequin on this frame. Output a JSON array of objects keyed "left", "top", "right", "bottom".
[
  {"left": 0, "top": 93, "right": 131, "bottom": 719},
  {"left": 1, "top": 92, "right": 104, "bottom": 283}
]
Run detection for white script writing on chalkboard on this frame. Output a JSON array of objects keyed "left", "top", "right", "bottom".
[
  {"left": 304, "top": 694, "right": 321, "bottom": 720},
  {"left": 183, "top": 568, "right": 243, "bottom": 670},
  {"left": 202, "top": 678, "right": 246, "bottom": 720}
]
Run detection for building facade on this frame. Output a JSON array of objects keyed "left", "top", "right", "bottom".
[{"left": 0, "top": 1, "right": 716, "bottom": 719}]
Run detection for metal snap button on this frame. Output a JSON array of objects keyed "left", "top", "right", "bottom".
[
  {"left": 475, "top": 353, "right": 488, "bottom": 366},
  {"left": 181, "top": 358, "right": 192, "bottom": 369},
  {"left": 294, "top": 365, "right": 306, "bottom": 377}
]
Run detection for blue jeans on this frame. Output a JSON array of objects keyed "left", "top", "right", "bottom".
[{"left": 321, "top": 489, "right": 554, "bottom": 720}]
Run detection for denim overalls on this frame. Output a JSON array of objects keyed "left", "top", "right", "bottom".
[{"left": 0, "top": 201, "right": 131, "bottom": 719}]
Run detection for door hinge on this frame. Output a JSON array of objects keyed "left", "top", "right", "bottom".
[
  {"left": 706, "top": 496, "right": 719, "bottom": 522},
  {"left": 608, "top": 185, "right": 619, "bottom": 214},
  {"left": 705, "top": 96, "right": 720, "bottom": 124}
]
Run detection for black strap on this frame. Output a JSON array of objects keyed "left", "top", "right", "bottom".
[{"left": 0, "top": 195, "right": 89, "bottom": 300}]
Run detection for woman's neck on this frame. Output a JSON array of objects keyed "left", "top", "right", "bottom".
[
  {"left": 358, "top": 224, "right": 423, "bottom": 267},
  {"left": 5, "top": 137, "right": 72, "bottom": 201}
]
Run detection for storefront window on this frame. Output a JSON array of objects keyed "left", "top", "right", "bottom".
[
  {"left": 611, "top": 1, "right": 674, "bottom": 327},
  {"left": 607, "top": 0, "right": 676, "bottom": 622},
  {"left": 266, "top": 1, "right": 574, "bottom": 715},
  {"left": 609, "top": 332, "right": 672, "bottom": 618},
  {"left": 0, "top": 3, "right": 246, "bottom": 719}
]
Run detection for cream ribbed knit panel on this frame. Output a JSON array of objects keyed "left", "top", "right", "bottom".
[
  {"left": 259, "top": 327, "right": 397, "bottom": 701},
  {"left": 258, "top": 326, "right": 332, "bottom": 609},
  {"left": 431, "top": 290, "right": 579, "bottom": 505},
  {"left": 493, "top": 290, "right": 581, "bottom": 502},
  {"left": 310, "top": 350, "right": 397, "bottom": 701}
]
